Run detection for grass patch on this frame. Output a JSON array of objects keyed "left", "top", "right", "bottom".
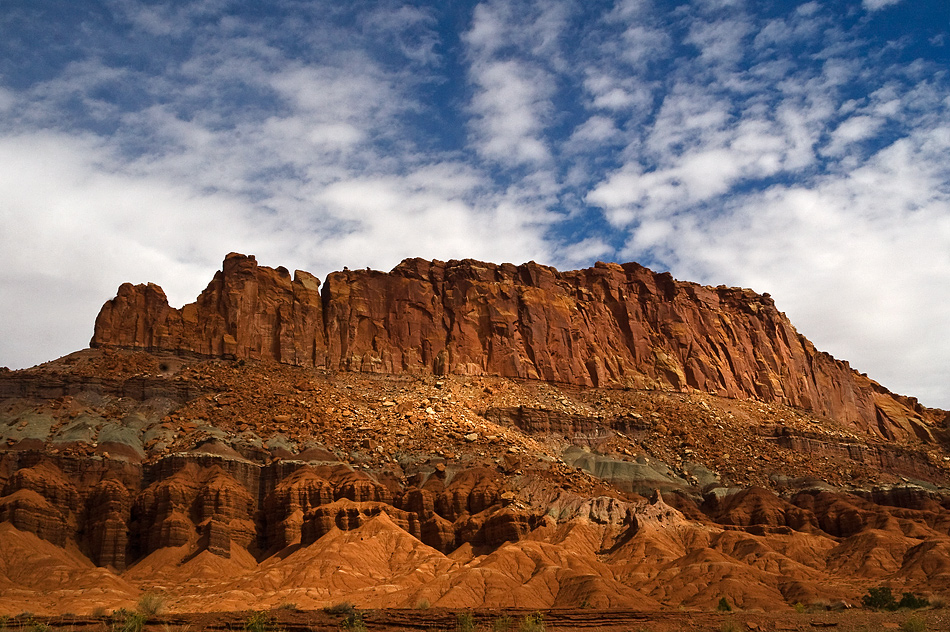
[
  {"left": 340, "top": 611, "right": 367, "bottom": 632},
  {"left": 492, "top": 615, "right": 512, "bottom": 632},
  {"left": 901, "top": 615, "right": 927, "bottom": 632},
  {"left": 112, "top": 610, "right": 147, "bottom": 632},
  {"left": 518, "top": 612, "right": 545, "bottom": 632},
  {"left": 456, "top": 612, "right": 476, "bottom": 632},
  {"left": 138, "top": 591, "right": 166, "bottom": 617},
  {"left": 244, "top": 611, "right": 283, "bottom": 632}
]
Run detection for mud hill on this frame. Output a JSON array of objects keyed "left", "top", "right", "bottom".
[{"left": 1, "top": 254, "right": 949, "bottom": 618}]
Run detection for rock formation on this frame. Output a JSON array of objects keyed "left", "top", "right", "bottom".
[
  {"left": 91, "top": 253, "right": 941, "bottom": 441},
  {"left": 1, "top": 253, "right": 949, "bottom": 617}
]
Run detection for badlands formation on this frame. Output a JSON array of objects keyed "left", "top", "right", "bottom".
[{"left": 1, "top": 253, "right": 949, "bottom": 621}]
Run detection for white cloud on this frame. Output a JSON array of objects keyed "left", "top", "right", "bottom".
[
  {"left": 555, "top": 237, "right": 613, "bottom": 268},
  {"left": 461, "top": 0, "right": 572, "bottom": 168},
  {"left": 620, "top": 25, "right": 672, "bottom": 67},
  {"left": 863, "top": 0, "right": 903, "bottom": 11},
  {"left": 822, "top": 114, "right": 885, "bottom": 157},
  {"left": 686, "top": 18, "right": 753, "bottom": 66},
  {"left": 567, "top": 115, "right": 623, "bottom": 147},
  {"left": 466, "top": 59, "right": 553, "bottom": 165},
  {"left": 360, "top": 5, "right": 441, "bottom": 65}
]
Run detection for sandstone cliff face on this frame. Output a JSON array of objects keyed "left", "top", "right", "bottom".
[{"left": 91, "top": 254, "right": 937, "bottom": 439}]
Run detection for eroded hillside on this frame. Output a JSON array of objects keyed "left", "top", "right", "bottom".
[{"left": 1, "top": 255, "right": 949, "bottom": 616}]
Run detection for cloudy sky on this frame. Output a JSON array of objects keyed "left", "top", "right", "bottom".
[{"left": 1, "top": 0, "right": 948, "bottom": 408}]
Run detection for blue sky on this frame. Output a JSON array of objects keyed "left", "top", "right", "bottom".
[{"left": 1, "top": 0, "right": 949, "bottom": 408}]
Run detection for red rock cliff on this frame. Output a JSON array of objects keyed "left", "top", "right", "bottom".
[{"left": 91, "top": 253, "right": 938, "bottom": 439}]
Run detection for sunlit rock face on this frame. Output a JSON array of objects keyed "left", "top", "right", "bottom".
[{"left": 92, "top": 253, "right": 940, "bottom": 440}]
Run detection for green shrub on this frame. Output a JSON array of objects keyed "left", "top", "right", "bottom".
[
  {"left": 456, "top": 612, "right": 476, "bottom": 632},
  {"left": 29, "top": 623, "right": 52, "bottom": 632},
  {"left": 518, "top": 612, "right": 544, "bottom": 632},
  {"left": 899, "top": 593, "right": 930, "bottom": 610},
  {"left": 901, "top": 615, "right": 927, "bottom": 632},
  {"left": 792, "top": 602, "right": 806, "bottom": 613},
  {"left": 716, "top": 597, "right": 732, "bottom": 612},
  {"left": 863, "top": 586, "right": 898, "bottom": 610},
  {"left": 415, "top": 598, "right": 430, "bottom": 610},
  {"left": 492, "top": 615, "right": 512, "bottom": 632}
]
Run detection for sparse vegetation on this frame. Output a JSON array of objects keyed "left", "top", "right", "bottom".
[
  {"left": 720, "top": 621, "right": 742, "bottom": 632},
  {"left": 138, "top": 591, "right": 166, "bottom": 616},
  {"left": 518, "top": 612, "right": 545, "bottom": 632},
  {"left": 792, "top": 602, "right": 806, "bottom": 613},
  {"left": 112, "top": 609, "right": 147, "bottom": 632},
  {"left": 899, "top": 593, "right": 930, "bottom": 610},
  {"left": 29, "top": 622, "right": 52, "bottom": 632},
  {"left": 324, "top": 602, "right": 365, "bottom": 632},
  {"left": 415, "top": 598, "right": 430, "bottom": 610},
  {"left": 862, "top": 587, "right": 930, "bottom": 611},
  {"left": 716, "top": 597, "right": 732, "bottom": 612},
  {"left": 456, "top": 611, "right": 476, "bottom": 632},
  {"left": 492, "top": 615, "right": 512, "bottom": 632},
  {"left": 863, "top": 586, "right": 897, "bottom": 610},
  {"left": 340, "top": 611, "right": 367, "bottom": 632},
  {"left": 244, "top": 611, "right": 282, "bottom": 632},
  {"left": 901, "top": 615, "right": 927, "bottom": 632},
  {"left": 324, "top": 602, "right": 357, "bottom": 617},
  {"left": 92, "top": 607, "right": 109, "bottom": 618},
  {"left": 276, "top": 602, "right": 298, "bottom": 611}
]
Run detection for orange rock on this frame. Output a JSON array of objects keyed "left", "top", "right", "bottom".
[{"left": 91, "top": 254, "right": 941, "bottom": 440}]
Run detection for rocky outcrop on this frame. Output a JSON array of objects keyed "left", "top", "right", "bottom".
[
  {"left": 91, "top": 254, "right": 941, "bottom": 440},
  {"left": 131, "top": 463, "right": 256, "bottom": 559},
  {"left": 0, "top": 452, "right": 522, "bottom": 563}
]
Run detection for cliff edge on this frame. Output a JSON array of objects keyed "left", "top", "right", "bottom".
[{"left": 91, "top": 253, "right": 942, "bottom": 441}]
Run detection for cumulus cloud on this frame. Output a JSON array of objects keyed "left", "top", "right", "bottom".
[
  {"left": 461, "top": 0, "right": 571, "bottom": 168},
  {"left": 863, "top": 0, "right": 903, "bottom": 11}
]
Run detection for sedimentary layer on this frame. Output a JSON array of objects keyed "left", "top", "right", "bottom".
[{"left": 91, "top": 253, "right": 941, "bottom": 440}]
